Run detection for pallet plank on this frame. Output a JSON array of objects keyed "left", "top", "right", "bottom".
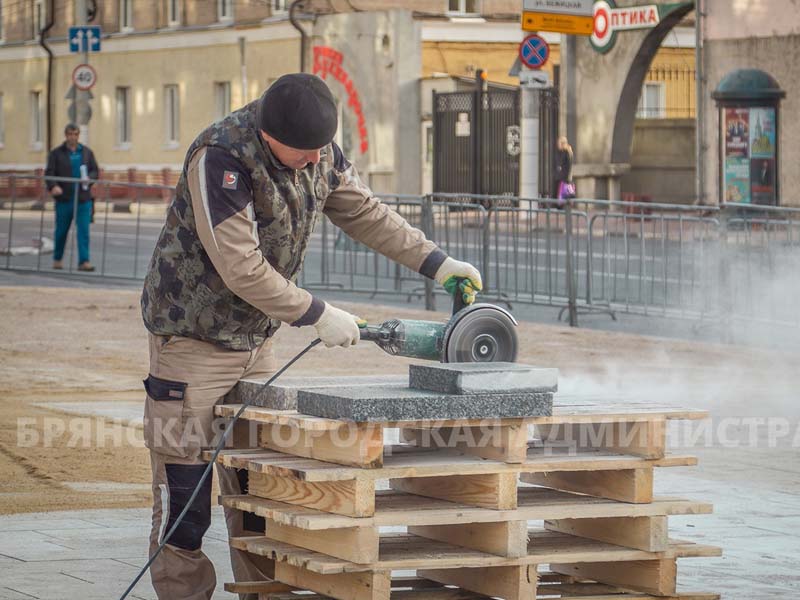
[
  {"left": 211, "top": 447, "right": 697, "bottom": 483},
  {"left": 420, "top": 565, "right": 536, "bottom": 600},
  {"left": 409, "top": 520, "right": 528, "bottom": 557},
  {"left": 230, "top": 533, "right": 721, "bottom": 574},
  {"left": 260, "top": 422, "right": 384, "bottom": 468},
  {"left": 545, "top": 516, "right": 668, "bottom": 552},
  {"left": 215, "top": 404, "right": 709, "bottom": 432},
  {"left": 521, "top": 468, "right": 654, "bottom": 503},
  {"left": 264, "top": 517, "right": 379, "bottom": 563},
  {"left": 222, "top": 490, "right": 712, "bottom": 530},
  {"left": 551, "top": 558, "right": 678, "bottom": 596},
  {"left": 401, "top": 422, "right": 528, "bottom": 463},
  {"left": 391, "top": 473, "right": 518, "bottom": 509},
  {"left": 537, "top": 418, "right": 667, "bottom": 459},
  {"left": 248, "top": 471, "right": 375, "bottom": 517},
  {"left": 223, "top": 580, "right": 295, "bottom": 594},
  {"left": 274, "top": 561, "right": 390, "bottom": 600}
]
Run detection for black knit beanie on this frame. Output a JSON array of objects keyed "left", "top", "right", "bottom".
[{"left": 258, "top": 73, "right": 338, "bottom": 150}]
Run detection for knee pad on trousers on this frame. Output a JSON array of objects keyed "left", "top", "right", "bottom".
[
  {"left": 236, "top": 468, "right": 266, "bottom": 533},
  {"left": 164, "top": 464, "right": 212, "bottom": 551}
]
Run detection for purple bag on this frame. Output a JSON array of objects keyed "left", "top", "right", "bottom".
[{"left": 557, "top": 181, "right": 576, "bottom": 203}]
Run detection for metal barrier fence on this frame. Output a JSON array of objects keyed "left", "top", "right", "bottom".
[{"left": 3, "top": 174, "right": 800, "bottom": 331}]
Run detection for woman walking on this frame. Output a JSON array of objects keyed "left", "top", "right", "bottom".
[{"left": 554, "top": 136, "right": 574, "bottom": 205}]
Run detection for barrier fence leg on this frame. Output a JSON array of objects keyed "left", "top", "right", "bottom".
[
  {"left": 5, "top": 177, "right": 16, "bottom": 270},
  {"left": 564, "top": 199, "right": 578, "bottom": 327},
  {"left": 718, "top": 209, "right": 733, "bottom": 344}
]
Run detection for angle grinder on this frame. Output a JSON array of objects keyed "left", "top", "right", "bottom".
[{"left": 359, "top": 279, "right": 518, "bottom": 363}]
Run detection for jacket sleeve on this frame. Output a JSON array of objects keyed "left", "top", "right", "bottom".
[
  {"left": 187, "top": 146, "right": 324, "bottom": 327},
  {"left": 566, "top": 152, "right": 573, "bottom": 182},
  {"left": 86, "top": 148, "right": 99, "bottom": 181},
  {"left": 45, "top": 150, "right": 57, "bottom": 191},
  {"left": 323, "top": 143, "right": 447, "bottom": 279}
]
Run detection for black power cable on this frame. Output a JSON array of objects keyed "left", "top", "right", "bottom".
[{"left": 118, "top": 337, "right": 323, "bottom": 600}]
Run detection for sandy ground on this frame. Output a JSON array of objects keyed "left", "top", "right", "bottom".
[{"left": 1, "top": 284, "right": 799, "bottom": 515}]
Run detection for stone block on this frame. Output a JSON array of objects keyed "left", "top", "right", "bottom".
[
  {"left": 297, "top": 384, "right": 553, "bottom": 422},
  {"left": 409, "top": 362, "right": 558, "bottom": 395},
  {"left": 226, "top": 375, "right": 406, "bottom": 410}
]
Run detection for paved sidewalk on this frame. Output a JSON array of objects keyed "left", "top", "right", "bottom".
[{"left": 0, "top": 506, "right": 235, "bottom": 600}]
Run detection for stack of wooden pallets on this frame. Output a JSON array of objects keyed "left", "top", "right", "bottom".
[{"left": 210, "top": 369, "right": 720, "bottom": 600}]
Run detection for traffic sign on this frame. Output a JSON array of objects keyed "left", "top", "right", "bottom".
[
  {"left": 69, "top": 26, "right": 101, "bottom": 53},
  {"left": 521, "top": 0, "right": 594, "bottom": 35},
  {"left": 72, "top": 64, "right": 97, "bottom": 91},
  {"left": 68, "top": 100, "right": 92, "bottom": 124},
  {"left": 519, "top": 34, "right": 549, "bottom": 70}
]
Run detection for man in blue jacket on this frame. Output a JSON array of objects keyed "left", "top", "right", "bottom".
[{"left": 45, "top": 123, "right": 99, "bottom": 271}]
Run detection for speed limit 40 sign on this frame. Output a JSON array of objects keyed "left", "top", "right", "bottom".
[{"left": 72, "top": 64, "right": 97, "bottom": 91}]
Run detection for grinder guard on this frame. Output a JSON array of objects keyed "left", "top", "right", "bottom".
[{"left": 443, "top": 303, "right": 518, "bottom": 363}]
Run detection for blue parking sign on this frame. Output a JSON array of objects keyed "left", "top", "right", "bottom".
[{"left": 69, "top": 27, "right": 101, "bottom": 53}]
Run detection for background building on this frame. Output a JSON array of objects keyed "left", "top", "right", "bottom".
[
  {"left": 700, "top": 0, "right": 799, "bottom": 206},
  {"left": 0, "top": 0, "right": 696, "bottom": 199}
]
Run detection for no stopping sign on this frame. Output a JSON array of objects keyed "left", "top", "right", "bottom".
[{"left": 519, "top": 34, "right": 549, "bottom": 70}]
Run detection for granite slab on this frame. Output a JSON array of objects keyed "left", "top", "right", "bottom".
[
  {"left": 409, "top": 362, "right": 558, "bottom": 395},
  {"left": 297, "top": 384, "right": 553, "bottom": 422},
  {"left": 225, "top": 375, "right": 407, "bottom": 410}
]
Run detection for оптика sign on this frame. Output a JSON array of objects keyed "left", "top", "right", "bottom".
[{"left": 591, "top": 1, "right": 690, "bottom": 53}]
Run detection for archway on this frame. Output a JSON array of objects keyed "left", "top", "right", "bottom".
[{"left": 610, "top": 2, "right": 696, "bottom": 164}]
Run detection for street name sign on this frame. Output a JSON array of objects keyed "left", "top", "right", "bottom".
[{"left": 522, "top": 0, "right": 594, "bottom": 36}]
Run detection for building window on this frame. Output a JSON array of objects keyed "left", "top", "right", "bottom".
[
  {"left": 218, "top": 0, "right": 233, "bottom": 21},
  {"left": 636, "top": 82, "right": 666, "bottom": 119},
  {"left": 30, "top": 91, "right": 43, "bottom": 149},
  {"left": 447, "top": 0, "right": 479, "bottom": 14},
  {"left": 272, "top": 0, "right": 288, "bottom": 15},
  {"left": 164, "top": 85, "right": 179, "bottom": 146},
  {"left": 116, "top": 87, "right": 131, "bottom": 146},
  {"left": 32, "top": 0, "right": 46, "bottom": 39},
  {"left": 168, "top": 0, "right": 180, "bottom": 26},
  {"left": 120, "top": 0, "right": 133, "bottom": 31},
  {"left": 215, "top": 82, "right": 231, "bottom": 121}
]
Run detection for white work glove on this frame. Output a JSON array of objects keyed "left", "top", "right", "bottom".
[
  {"left": 314, "top": 303, "right": 362, "bottom": 348},
  {"left": 434, "top": 257, "right": 483, "bottom": 305}
]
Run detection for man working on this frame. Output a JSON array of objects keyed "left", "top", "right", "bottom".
[
  {"left": 45, "top": 123, "right": 99, "bottom": 271},
  {"left": 140, "top": 73, "right": 481, "bottom": 599}
]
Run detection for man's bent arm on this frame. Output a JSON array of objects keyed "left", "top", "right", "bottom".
[
  {"left": 323, "top": 143, "right": 447, "bottom": 279},
  {"left": 187, "top": 146, "right": 323, "bottom": 326}
]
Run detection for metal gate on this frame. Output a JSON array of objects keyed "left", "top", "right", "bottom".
[
  {"left": 432, "top": 86, "right": 520, "bottom": 197},
  {"left": 432, "top": 84, "right": 560, "bottom": 200}
]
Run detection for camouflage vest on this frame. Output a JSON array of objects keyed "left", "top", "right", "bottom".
[{"left": 141, "top": 100, "right": 335, "bottom": 350}]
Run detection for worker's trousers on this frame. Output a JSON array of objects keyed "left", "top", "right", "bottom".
[{"left": 144, "top": 332, "right": 277, "bottom": 600}]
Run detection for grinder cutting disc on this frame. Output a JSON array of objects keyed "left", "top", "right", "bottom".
[{"left": 442, "top": 303, "right": 518, "bottom": 363}]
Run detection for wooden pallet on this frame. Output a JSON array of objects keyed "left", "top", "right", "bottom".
[
  {"left": 214, "top": 398, "right": 719, "bottom": 600},
  {"left": 217, "top": 402, "right": 704, "bottom": 468},
  {"left": 226, "top": 573, "right": 720, "bottom": 600}
]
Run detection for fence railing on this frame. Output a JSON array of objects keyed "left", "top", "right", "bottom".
[{"left": 3, "top": 174, "right": 800, "bottom": 332}]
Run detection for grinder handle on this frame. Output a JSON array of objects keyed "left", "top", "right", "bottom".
[{"left": 451, "top": 277, "right": 468, "bottom": 315}]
